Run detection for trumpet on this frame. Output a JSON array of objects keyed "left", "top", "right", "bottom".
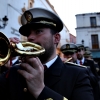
[{"left": 0, "top": 32, "right": 45, "bottom": 66}]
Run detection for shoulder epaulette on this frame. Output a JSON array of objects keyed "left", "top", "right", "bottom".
[
  {"left": 65, "top": 61, "right": 87, "bottom": 68},
  {"left": 63, "top": 97, "right": 68, "bottom": 100}
]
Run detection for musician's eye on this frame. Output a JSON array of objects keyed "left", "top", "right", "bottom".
[{"left": 35, "top": 29, "right": 43, "bottom": 34}]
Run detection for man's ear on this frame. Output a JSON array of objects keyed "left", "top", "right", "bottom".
[{"left": 54, "top": 33, "right": 61, "bottom": 44}]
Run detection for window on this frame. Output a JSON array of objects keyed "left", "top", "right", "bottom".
[
  {"left": 90, "top": 17, "right": 97, "bottom": 27},
  {"left": 91, "top": 35, "right": 99, "bottom": 49}
]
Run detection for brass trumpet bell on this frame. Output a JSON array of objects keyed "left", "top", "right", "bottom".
[{"left": 0, "top": 32, "right": 45, "bottom": 66}]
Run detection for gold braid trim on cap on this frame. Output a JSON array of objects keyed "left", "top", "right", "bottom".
[
  {"left": 62, "top": 50, "right": 76, "bottom": 53},
  {"left": 39, "top": 20, "right": 56, "bottom": 27},
  {"left": 63, "top": 97, "right": 68, "bottom": 100}
]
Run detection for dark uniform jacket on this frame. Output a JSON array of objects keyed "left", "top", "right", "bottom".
[
  {"left": 0, "top": 59, "right": 21, "bottom": 75},
  {"left": 0, "top": 56, "right": 94, "bottom": 100},
  {"left": 83, "top": 59, "right": 98, "bottom": 77},
  {"left": 83, "top": 59, "right": 100, "bottom": 100},
  {"left": 77, "top": 58, "right": 100, "bottom": 100}
]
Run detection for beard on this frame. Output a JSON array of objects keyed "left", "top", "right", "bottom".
[
  {"left": 77, "top": 54, "right": 83, "bottom": 60},
  {"left": 38, "top": 44, "right": 55, "bottom": 64},
  {"left": 39, "top": 48, "right": 54, "bottom": 64}
]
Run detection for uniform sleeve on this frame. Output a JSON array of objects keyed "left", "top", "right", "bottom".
[
  {"left": 37, "top": 86, "right": 68, "bottom": 100},
  {"left": 87, "top": 68, "right": 98, "bottom": 87},
  {"left": 0, "top": 71, "right": 9, "bottom": 100},
  {"left": 37, "top": 68, "right": 94, "bottom": 100},
  {"left": 71, "top": 68, "right": 94, "bottom": 100}
]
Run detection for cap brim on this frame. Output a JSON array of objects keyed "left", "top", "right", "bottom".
[
  {"left": 63, "top": 52, "right": 74, "bottom": 55},
  {"left": 19, "top": 23, "right": 59, "bottom": 36}
]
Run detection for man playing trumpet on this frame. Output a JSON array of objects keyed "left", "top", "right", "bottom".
[{"left": 0, "top": 8, "right": 94, "bottom": 100}]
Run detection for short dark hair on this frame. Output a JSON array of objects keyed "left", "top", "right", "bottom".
[
  {"left": 50, "top": 28, "right": 58, "bottom": 35},
  {"left": 50, "top": 28, "right": 59, "bottom": 47}
]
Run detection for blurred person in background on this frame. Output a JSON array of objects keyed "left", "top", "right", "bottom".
[
  {"left": 60, "top": 43, "right": 78, "bottom": 63},
  {"left": 76, "top": 44, "right": 100, "bottom": 100}
]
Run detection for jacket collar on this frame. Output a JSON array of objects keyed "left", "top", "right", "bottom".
[
  {"left": 45, "top": 56, "right": 64, "bottom": 76},
  {"left": 44, "top": 56, "right": 64, "bottom": 87}
]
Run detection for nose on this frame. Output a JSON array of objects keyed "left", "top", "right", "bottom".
[
  {"left": 77, "top": 52, "right": 80, "bottom": 54},
  {"left": 67, "top": 55, "right": 71, "bottom": 58},
  {"left": 27, "top": 32, "right": 36, "bottom": 42}
]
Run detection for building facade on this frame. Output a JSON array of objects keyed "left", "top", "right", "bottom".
[
  {"left": 70, "top": 33, "right": 76, "bottom": 44},
  {"left": 0, "top": 0, "right": 70, "bottom": 48},
  {"left": 75, "top": 12, "right": 100, "bottom": 61}
]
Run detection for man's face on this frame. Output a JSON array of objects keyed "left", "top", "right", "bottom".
[
  {"left": 64, "top": 52, "right": 77, "bottom": 62},
  {"left": 27, "top": 27, "right": 60, "bottom": 63},
  {"left": 64, "top": 54, "right": 72, "bottom": 59},
  {"left": 72, "top": 53, "right": 77, "bottom": 62},
  {"left": 77, "top": 49, "right": 85, "bottom": 60}
]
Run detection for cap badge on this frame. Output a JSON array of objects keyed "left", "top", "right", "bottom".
[
  {"left": 66, "top": 44, "right": 70, "bottom": 49},
  {"left": 24, "top": 11, "right": 33, "bottom": 23}
]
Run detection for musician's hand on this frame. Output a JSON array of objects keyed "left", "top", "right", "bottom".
[
  {"left": 17, "top": 57, "right": 45, "bottom": 99},
  {"left": 9, "top": 37, "right": 20, "bottom": 44}
]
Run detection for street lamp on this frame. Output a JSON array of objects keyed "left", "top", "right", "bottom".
[
  {"left": 0, "top": 16, "right": 8, "bottom": 29},
  {"left": 81, "top": 39, "right": 84, "bottom": 45}
]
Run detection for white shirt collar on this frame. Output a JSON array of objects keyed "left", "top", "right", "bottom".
[
  {"left": 77, "top": 57, "right": 85, "bottom": 65},
  {"left": 44, "top": 55, "right": 58, "bottom": 68}
]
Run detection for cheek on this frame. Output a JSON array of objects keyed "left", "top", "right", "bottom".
[
  {"left": 81, "top": 51, "right": 84, "bottom": 55},
  {"left": 45, "top": 35, "right": 54, "bottom": 43},
  {"left": 72, "top": 55, "right": 75, "bottom": 57},
  {"left": 41, "top": 36, "right": 53, "bottom": 47}
]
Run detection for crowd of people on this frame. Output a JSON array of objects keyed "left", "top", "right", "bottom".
[
  {"left": 60, "top": 43, "right": 100, "bottom": 100},
  {"left": 0, "top": 7, "right": 99, "bottom": 100}
]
